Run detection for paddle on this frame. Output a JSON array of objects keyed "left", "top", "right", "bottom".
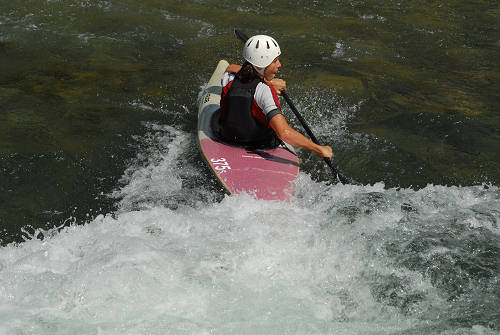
[
  {"left": 234, "top": 29, "right": 358, "bottom": 185},
  {"left": 279, "top": 91, "right": 355, "bottom": 184}
]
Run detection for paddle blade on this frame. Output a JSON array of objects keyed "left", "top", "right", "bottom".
[{"left": 234, "top": 29, "right": 249, "bottom": 43}]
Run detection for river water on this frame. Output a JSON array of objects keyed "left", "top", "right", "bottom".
[{"left": 0, "top": 0, "right": 499, "bottom": 334}]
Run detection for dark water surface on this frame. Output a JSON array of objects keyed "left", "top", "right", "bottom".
[
  {"left": 1, "top": 0, "right": 499, "bottom": 242},
  {"left": 0, "top": 0, "right": 499, "bottom": 334}
]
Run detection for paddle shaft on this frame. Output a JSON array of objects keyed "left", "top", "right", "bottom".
[
  {"left": 234, "top": 29, "right": 249, "bottom": 44},
  {"left": 280, "top": 90, "right": 352, "bottom": 184}
]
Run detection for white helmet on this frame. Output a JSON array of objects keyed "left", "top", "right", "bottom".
[{"left": 243, "top": 35, "right": 281, "bottom": 69}]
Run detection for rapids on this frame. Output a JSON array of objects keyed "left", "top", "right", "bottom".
[
  {"left": 1, "top": 124, "right": 499, "bottom": 334},
  {"left": 0, "top": 0, "right": 499, "bottom": 333}
]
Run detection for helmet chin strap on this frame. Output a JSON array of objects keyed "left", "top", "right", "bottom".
[{"left": 253, "top": 65, "right": 265, "bottom": 76}]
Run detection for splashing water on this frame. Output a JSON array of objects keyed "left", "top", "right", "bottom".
[
  {"left": 1, "top": 0, "right": 499, "bottom": 332},
  {"left": 1, "top": 123, "right": 498, "bottom": 335}
]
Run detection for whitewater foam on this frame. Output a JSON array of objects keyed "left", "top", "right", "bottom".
[{"left": 1, "top": 123, "right": 498, "bottom": 334}]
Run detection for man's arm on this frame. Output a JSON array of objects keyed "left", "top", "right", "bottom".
[{"left": 269, "top": 114, "right": 333, "bottom": 158}]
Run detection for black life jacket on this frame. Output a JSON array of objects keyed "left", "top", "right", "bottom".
[{"left": 218, "top": 77, "right": 278, "bottom": 148}]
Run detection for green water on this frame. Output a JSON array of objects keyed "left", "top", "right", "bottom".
[{"left": 0, "top": 0, "right": 499, "bottom": 243}]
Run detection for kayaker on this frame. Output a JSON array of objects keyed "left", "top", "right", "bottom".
[{"left": 219, "top": 34, "right": 333, "bottom": 158}]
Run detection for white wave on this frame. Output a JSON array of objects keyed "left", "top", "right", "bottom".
[
  {"left": 112, "top": 122, "right": 213, "bottom": 211},
  {"left": 1, "top": 121, "right": 499, "bottom": 334}
]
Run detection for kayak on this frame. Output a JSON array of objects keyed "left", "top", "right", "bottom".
[{"left": 197, "top": 60, "right": 300, "bottom": 201}]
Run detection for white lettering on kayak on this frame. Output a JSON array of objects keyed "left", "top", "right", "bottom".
[{"left": 210, "top": 157, "right": 231, "bottom": 174}]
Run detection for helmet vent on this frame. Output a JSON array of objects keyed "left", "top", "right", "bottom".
[
  {"left": 247, "top": 39, "right": 253, "bottom": 47},
  {"left": 272, "top": 40, "right": 278, "bottom": 47},
  {"left": 266, "top": 41, "right": 270, "bottom": 49},
  {"left": 255, "top": 40, "right": 259, "bottom": 48}
]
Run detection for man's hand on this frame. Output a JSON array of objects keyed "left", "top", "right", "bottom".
[
  {"left": 315, "top": 145, "right": 333, "bottom": 159},
  {"left": 267, "top": 78, "right": 286, "bottom": 94},
  {"left": 225, "top": 64, "right": 242, "bottom": 73}
]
